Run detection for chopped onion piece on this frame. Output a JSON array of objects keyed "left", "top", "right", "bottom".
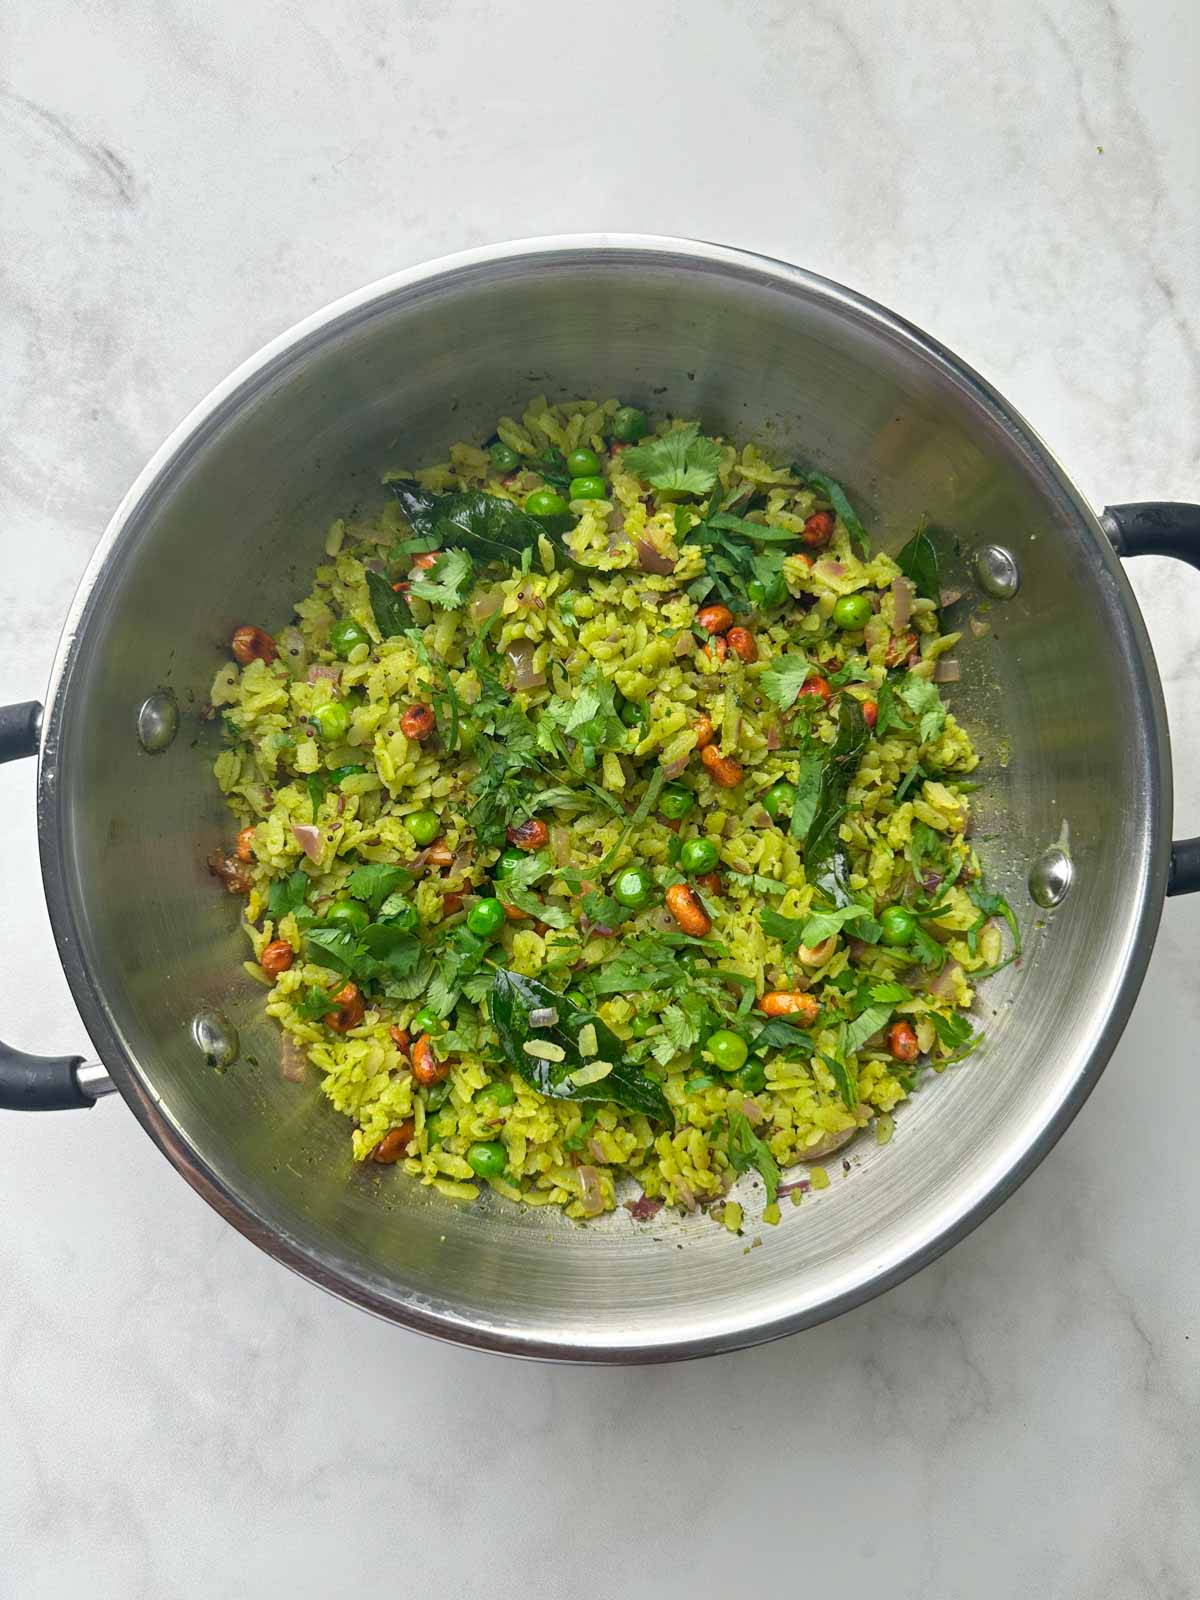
[
  {"left": 280, "top": 1036, "right": 308, "bottom": 1082},
  {"left": 292, "top": 824, "right": 321, "bottom": 860},
  {"left": 505, "top": 638, "right": 545, "bottom": 691},
  {"left": 577, "top": 1164, "right": 605, "bottom": 1216},
  {"left": 969, "top": 614, "right": 991, "bottom": 639},
  {"left": 891, "top": 575, "right": 914, "bottom": 629},
  {"left": 939, "top": 587, "right": 964, "bottom": 608},
  {"left": 529, "top": 1007, "right": 559, "bottom": 1029},
  {"left": 469, "top": 591, "right": 502, "bottom": 624},
  {"left": 636, "top": 539, "right": 676, "bottom": 575},
  {"left": 933, "top": 658, "right": 961, "bottom": 683}
]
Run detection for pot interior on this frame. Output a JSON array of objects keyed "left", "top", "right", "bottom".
[{"left": 47, "top": 241, "right": 1164, "bottom": 1356}]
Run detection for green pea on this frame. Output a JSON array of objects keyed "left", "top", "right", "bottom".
[
  {"left": 680, "top": 837, "right": 719, "bottom": 874},
  {"left": 730, "top": 1060, "right": 767, "bottom": 1095},
  {"left": 467, "top": 1140, "right": 507, "bottom": 1179},
  {"left": 832, "top": 593, "right": 873, "bottom": 631},
  {"left": 705, "top": 1029, "right": 749, "bottom": 1073},
  {"left": 467, "top": 897, "right": 506, "bottom": 938},
  {"left": 762, "top": 782, "right": 797, "bottom": 823},
  {"left": 493, "top": 846, "right": 526, "bottom": 881},
  {"left": 312, "top": 701, "right": 350, "bottom": 742},
  {"left": 566, "top": 447, "right": 602, "bottom": 477},
  {"left": 329, "top": 619, "right": 370, "bottom": 659},
  {"left": 620, "top": 698, "right": 648, "bottom": 729},
  {"left": 380, "top": 897, "right": 418, "bottom": 933},
  {"left": 613, "top": 866, "right": 654, "bottom": 910},
  {"left": 659, "top": 784, "right": 695, "bottom": 821},
  {"left": 410, "top": 1007, "right": 445, "bottom": 1036},
  {"left": 526, "top": 489, "right": 570, "bottom": 517},
  {"left": 476, "top": 1081, "right": 516, "bottom": 1109},
  {"left": 879, "top": 905, "right": 917, "bottom": 947},
  {"left": 404, "top": 809, "right": 440, "bottom": 846},
  {"left": 612, "top": 406, "right": 648, "bottom": 443},
  {"left": 428, "top": 1109, "right": 458, "bottom": 1142},
  {"left": 490, "top": 441, "right": 520, "bottom": 473},
  {"left": 325, "top": 898, "right": 370, "bottom": 934},
  {"left": 747, "top": 581, "right": 766, "bottom": 608},
  {"left": 569, "top": 476, "right": 607, "bottom": 501}
]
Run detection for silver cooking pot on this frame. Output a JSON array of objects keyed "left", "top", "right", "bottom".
[{"left": 4, "top": 236, "right": 1198, "bottom": 1362}]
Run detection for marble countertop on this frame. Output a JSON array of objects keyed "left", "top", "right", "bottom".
[{"left": 3, "top": 1, "right": 1199, "bottom": 1593}]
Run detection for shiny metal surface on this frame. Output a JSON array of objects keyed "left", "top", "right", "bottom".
[
  {"left": 35, "top": 236, "right": 1171, "bottom": 1360},
  {"left": 74, "top": 1061, "right": 117, "bottom": 1101}
]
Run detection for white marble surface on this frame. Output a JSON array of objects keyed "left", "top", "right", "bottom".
[{"left": 3, "top": 1, "right": 1199, "bottom": 1593}]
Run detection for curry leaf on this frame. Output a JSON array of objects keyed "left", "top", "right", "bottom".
[
  {"left": 805, "top": 699, "right": 870, "bottom": 876},
  {"left": 489, "top": 970, "right": 672, "bottom": 1122},
  {"left": 818, "top": 1047, "right": 859, "bottom": 1112},
  {"left": 789, "top": 753, "right": 824, "bottom": 841},
  {"left": 762, "top": 656, "right": 815, "bottom": 712},
  {"left": 895, "top": 527, "right": 940, "bottom": 602},
  {"left": 366, "top": 570, "right": 412, "bottom": 638},
  {"left": 800, "top": 903, "right": 869, "bottom": 946}
]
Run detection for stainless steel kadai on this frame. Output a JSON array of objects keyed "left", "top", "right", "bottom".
[{"left": 3, "top": 236, "right": 1198, "bottom": 1362}]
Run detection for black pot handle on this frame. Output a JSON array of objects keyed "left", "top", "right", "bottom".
[
  {"left": 0, "top": 699, "right": 115, "bottom": 1108},
  {"left": 1103, "top": 502, "right": 1200, "bottom": 897},
  {"left": 0, "top": 700, "right": 41, "bottom": 764}
]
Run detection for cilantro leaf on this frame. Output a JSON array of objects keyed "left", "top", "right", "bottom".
[
  {"left": 842, "top": 1002, "right": 895, "bottom": 1056},
  {"left": 267, "top": 869, "right": 309, "bottom": 921},
  {"left": 800, "top": 903, "right": 869, "bottom": 946},
  {"left": 345, "top": 863, "right": 410, "bottom": 913},
  {"left": 967, "top": 881, "right": 1022, "bottom": 954},
  {"left": 621, "top": 424, "right": 723, "bottom": 495},
  {"left": 408, "top": 548, "right": 474, "bottom": 609},
  {"left": 726, "top": 870, "right": 788, "bottom": 895},
  {"left": 817, "top": 1043, "right": 859, "bottom": 1111},
  {"left": 895, "top": 527, "right": 940, "bottom": 602},
  {"left": 794, "top": 468, "right": 871, "bottom": 559},
  {"left": 760, "top": 908, "right": 808, "bottom": 954},
  {"left": 869, "top": 980, "right": 913, "bottom": 1004},
  {"left": 762, "top": 656, "right": 814, "bottom": 711},
  {"left": 911, "top": 922, "right": 947, "bottom": 970},
  {"left": 897, "top": 675, "right": 947, "bottom": 745},
  {"left": 724, "top": 1109, "right": 780, "bottom": 1206},
  {"left": 873, "top": 677, "right": 909, "bottom": 739}
]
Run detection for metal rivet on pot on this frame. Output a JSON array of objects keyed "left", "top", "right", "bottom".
[
  {"left": 1029, "top": 846, "right": 1072, "bottom": 908},
  {"left": 193, "top": 1009, "right": 239, "bottom": 1069},
  {"left": 972, "top": 544, "right": 1020, "bottom": 599},
  {"left": 137, "top": 690, "right": 179, "bottom": 753}
]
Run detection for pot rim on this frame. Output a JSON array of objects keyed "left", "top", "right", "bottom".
[{"left": 34, "top": 234, "right": 1172, "bottom": 1361}]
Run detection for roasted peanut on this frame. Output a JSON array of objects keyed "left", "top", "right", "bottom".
[
  {"left": 760, "top": 991, "right": 820, "bottom": 1024},
  {"left": 231, "top": 625, "right": 277, "bottom": 665},
  {"left": 412, "top": 551, "right": 440, "bottom": 570},
  {"left": 801, "top": 510, "right": 835, "bottom": 549},
  {"left": 235, "top": 825, "right": 257, "bottom": 863},
  {"left": 259, "top": 940, "right": 294, "bottom": 977},
  {"left": 696, "top": 604, "right": 734, "bottom": 635},
  {"left": 507, "top": 818, "right": 549, "bottom": 851},
  {"left": 206, "top": 848, "right": 252, "bottom": 895},
  {"left": 798, "top": 674, "right": 832, "bottom": 707},
  {"left": 502, "top": 900, "right": 531, "bottom": 921},
  {"left": 411, "top": 1032, "right": 450, "bottom": 1086},
  {"left": 695, "top": 871, "right": 723, "bottom": 895},
  {"left": 887, "top": 1020, "right": 920, "bottom": 1063},
  {"left": 400, "top": 703, "right": 436, "bottom": 740},
  {"left": 700, "top": 743, "right": 744, "bottom": 788},
  {"left": 863, "top": 699, "right": 878, "bottom": 730},
  {"left": 372, "top": 1120, "right": 416, "bottom": 1163},
  {"left": 884, "top": 631, "right": 918, "bottom": 670},
  {"left": 665, "top": 883, "right": 711, "bottom": 937},
  {"left": 389, "top": 1026, "right": 411, "bottom": 1057},
  {"left": 324, "top": 982, "right": 365, "bottom": 1032},
  {"left": 702, "top": 634, "right": 728, "bottom": 664},
  {"left": 726, "top": 626, "right": 757, "bottom": 662},
  {"left": 426, "top": 841, "right": 454, "bottom": 867},
  {"left": 441, "top": 892, "right": 464, "bottom": 917},
  {"left": 693, "top": 715, "right": 715, "bottom": 749}
]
